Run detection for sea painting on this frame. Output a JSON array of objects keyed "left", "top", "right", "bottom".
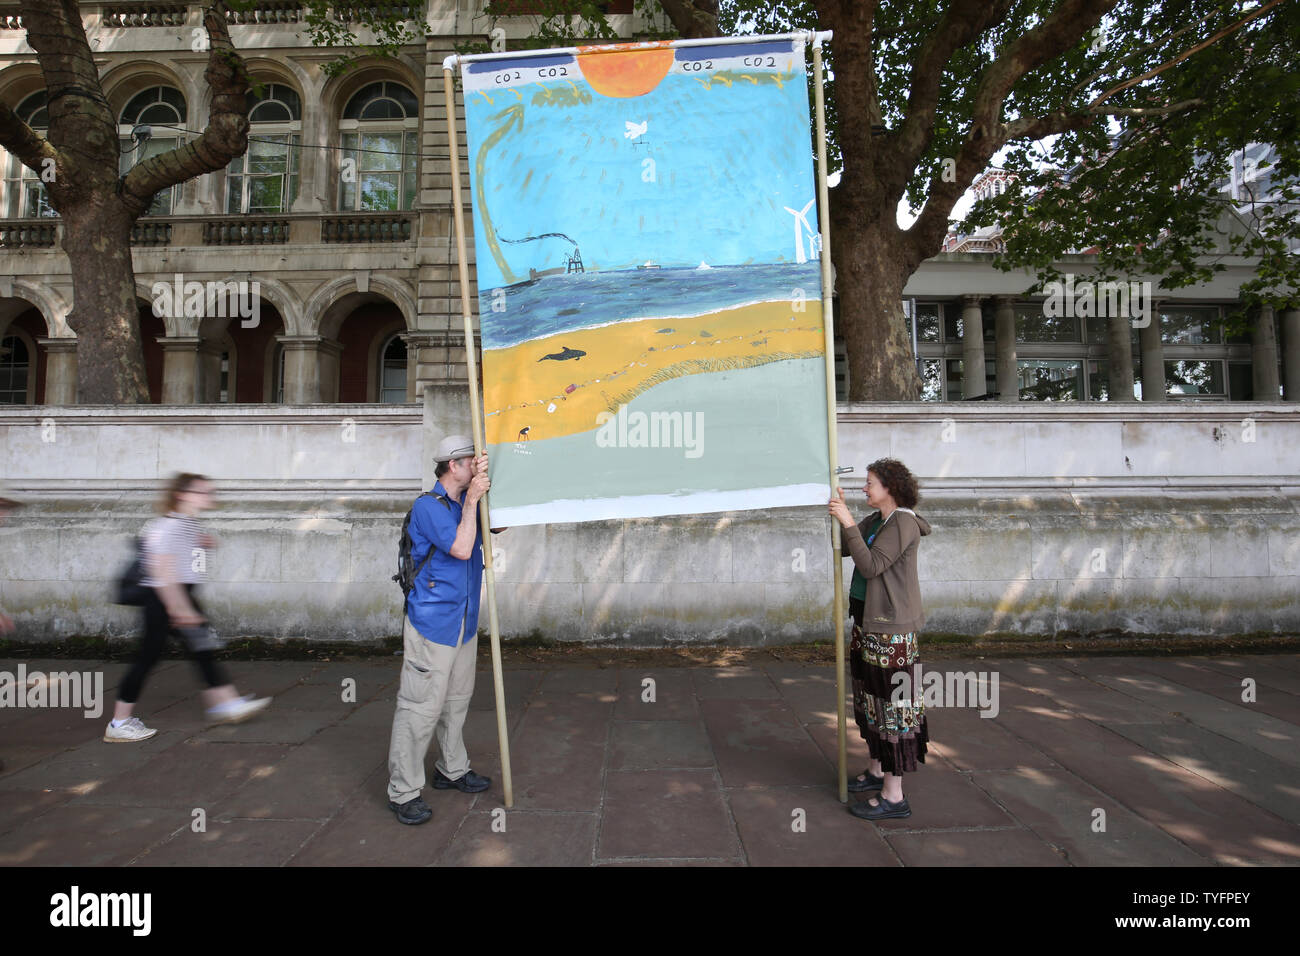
[{"left": 460, "top": 36, "right": 830, "bottom": 526}]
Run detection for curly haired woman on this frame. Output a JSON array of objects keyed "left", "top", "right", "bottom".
[{"left": 828, "top": 457, "right": 932, "bottom": 820}]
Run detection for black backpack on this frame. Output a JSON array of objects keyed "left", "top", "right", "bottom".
[
  {"left": 393, "top": 491, "right": 451, "bottom": 598},
  {"left": 115, "top": 535, "right": 149, "bottom": 606}
]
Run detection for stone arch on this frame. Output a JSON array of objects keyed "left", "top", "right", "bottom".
[
  {"left": 304, "top": 274, "right": 417, "bottom": 340},
  {"left": 0, "top": 63, "right": 49, "bottom": 113},
  {"left": 319, "top": 56, "right": 424, "bottom": 126},
  {"left": 99, "top": 60, "right": 196, "bottom": 123},
  {"left": 10, "top": 281, "right": 72, "bottom": 337}
]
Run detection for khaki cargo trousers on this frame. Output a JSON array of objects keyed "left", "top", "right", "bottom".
[{"left": 387, "top": 614, "right": 477, "bottom": 804}]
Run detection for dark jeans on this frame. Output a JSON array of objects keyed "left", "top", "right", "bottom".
[{"left": 117, "top": 583, "right": 227, "bottom": 705}]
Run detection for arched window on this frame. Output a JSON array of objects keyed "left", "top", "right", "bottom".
[
  {"left": 0, "top": 335, "right": 31, "bottom": 404},
  {"left": 2, "top": 92, "right": 56, "bottom": 218},
  {"left": 227, "top": 83, "right": 302, "bottom": 213},
  {"left": 271, "top": 342, "right": 286, "bottom": 403},
  {"left": 378, "top": 334, "right": 407, "bottom": 402},
  {"left": 118, "top": 86, "right": 188, "bottom": 216},
  {"left": 338, "top": 81, "right": 418, "bottom": 212}
]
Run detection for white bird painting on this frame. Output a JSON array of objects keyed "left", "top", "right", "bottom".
[
  {"left": 624, "top": 120, "right": 648, "bottom": 140},
  {"left": 783, "top": 199, "right": 816, "bottom": 264}
]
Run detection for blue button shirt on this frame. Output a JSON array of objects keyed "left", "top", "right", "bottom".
[{"left": 405, "top": 481, "right": 483, "bottom": 646}]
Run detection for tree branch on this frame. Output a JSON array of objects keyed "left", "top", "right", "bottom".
[
  {"left": 120, "top": 4, "right": 250, "bottom": 216},
  {"left": 0, "top": 101, "right": 61, "bottom": 177},
  {"left": 904, "top": 0, "right": 1118, "bottom": 263},
  {"left": 655, "top": 0, "right": 719, "bottom": 39}
]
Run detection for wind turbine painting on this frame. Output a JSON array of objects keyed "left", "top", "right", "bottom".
[{"left": 460, "top": 36, "right": 831, "bottom": 526}]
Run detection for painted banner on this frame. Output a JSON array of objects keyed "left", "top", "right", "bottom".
[{"left": 460, "top": 36, "right": 830, "bottom": 526}]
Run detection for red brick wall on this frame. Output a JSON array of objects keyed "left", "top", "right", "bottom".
[{"left": 336, "top": 303, "right": 403, "bottom": 403}]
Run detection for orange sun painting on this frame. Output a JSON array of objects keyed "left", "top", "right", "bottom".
[{"left": 576, "top": 44, "right": 675, "bottom": 98}]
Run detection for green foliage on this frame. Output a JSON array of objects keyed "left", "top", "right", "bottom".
[
  {"left": 952, "top": 1, "right": 1300, "bottom": 317},
  {"left": 221, "top": 0, "right": 430, "bottom": 79}
]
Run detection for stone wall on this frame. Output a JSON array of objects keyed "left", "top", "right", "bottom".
[{"left": 2, "top": 400, "right": 1298, "bottom": 643}]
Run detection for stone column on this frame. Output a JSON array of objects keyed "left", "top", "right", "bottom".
[
  {"left": 960, "top": 294, "right": 985, "bottom": 399},
  {"left": 195, "top": 339, "right": 225, "bottom": 403},
  {"left": 316, "top": 338, "right": 343, "bottom": 403},
  {"left": 1138, "top": 302, "right": 1165, "bottom": 402},
  {"left": 1106, "top": 314, "right": 1136, "bottom": 401},
  {"left": 993, "top": 295, "right": 1017, "bottom": 402},
  {"left": 37, "top": 337, "right": 77, "bottom": 405},
  {"left": 1282, "top": 307, "right": 1300, "bottom": 402},
  {"left": 159, "top": 336, "right": 202, "bottom": 404},
  {"left": 278, "top": 335, "right": 326, "bottom": 404},
  {"left": 401, "top": 332, "right": 437, "bottom": 401},
  {"left": 291, "top": 70, "right": 327, "bottom": 213},
  {"left": 1252, "top": 304, "right": 1281, "bottom": 402}
]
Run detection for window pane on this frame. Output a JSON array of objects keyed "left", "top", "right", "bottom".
[
  {"left": 1016, "top": 304, "right": 1080, "bottom": 342},
  {"left": 227, "top": 174, "right": 242, "bottom": 213},
  {"left": 1160, "top": 307, "right": 1221, "bottom": 344},
  {"left": 250, "top": 100, "right": 292, "bottom": 123},
  {"left": 920, "top": 359, "right": 942, "bottom": 401},
  {"left": 247, "top": 176, "right": 283, "bottom": 212},
  {"left": 1018, "top": 360, "right": 1083, "bottom": 401},
  {"left": 248, "top": 137, "right": 287, "bottom": 174},
  {"left": 360, "top": 173, "right": 398, "bottom": 210},
  {"left": 360, "top": 133, "right": 403, "bottom": 171},
  {"left": 915, "top": 304, "right": 940, "bottom": 342},
  {"left": 1165, "top": 360, "right": 1225, "bottom": 395}
]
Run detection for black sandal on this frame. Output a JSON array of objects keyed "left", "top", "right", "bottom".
[{"left": 847, "top": 769, "right": 884, "bottom": 793}]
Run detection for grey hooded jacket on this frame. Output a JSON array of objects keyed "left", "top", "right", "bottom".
[{"left": 841, "top": 508, "right": 933, "bottom": 634}]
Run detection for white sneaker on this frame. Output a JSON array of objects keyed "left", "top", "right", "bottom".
[
  {"left": 104, "top": 717, "right": 158, "bottom": 742},
  {"left": 206, "top": 695, "right": 272, "bottom": 725}
]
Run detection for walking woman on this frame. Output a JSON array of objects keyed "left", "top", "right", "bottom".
[
  {"left": 105, "top": 473, "right": 270, "bottom": 742},
  {"left": 828, "top": 458, "right": 931, "bottom": 820}
]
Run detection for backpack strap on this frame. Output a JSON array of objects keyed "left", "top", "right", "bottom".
[{"left": 410, "top": 491, "right": 453, "bottom": 583}]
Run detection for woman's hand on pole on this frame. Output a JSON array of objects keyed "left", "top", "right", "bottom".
[{"left": 828, "top": 486, "right": 855, "bottom": 529}]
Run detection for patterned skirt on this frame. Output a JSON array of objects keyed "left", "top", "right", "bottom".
[{"left": 849, "top": 620, "right": 930, "bottom": 775}]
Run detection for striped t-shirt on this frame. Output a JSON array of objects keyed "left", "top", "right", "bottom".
[{"left": 140, "top": 513, "right": 204, "bottom": 587}]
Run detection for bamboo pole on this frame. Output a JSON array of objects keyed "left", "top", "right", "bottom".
[
  {"left": 442, "top": 66, "right": 514, "bottom": 809},
  {"left": 811, "top": 33, "right": 846, "bottom": 804}
]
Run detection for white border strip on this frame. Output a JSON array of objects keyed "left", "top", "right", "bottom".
[{"left": 443, "top": 30, "right": 832, "bottom": 72}]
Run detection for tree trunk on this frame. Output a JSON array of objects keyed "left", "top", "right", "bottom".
[
  {"left": 61, "top": 202, "right": 150, "bottom": 403},
  {"left": 833, "top": 213, "right": 921, "bottom": 401}
]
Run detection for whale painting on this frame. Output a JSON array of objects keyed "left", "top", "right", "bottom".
[{"left": 460, "top": 36, "right": 831, "bottom": 526}]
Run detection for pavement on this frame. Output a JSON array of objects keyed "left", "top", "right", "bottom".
[{"left": 1, "top": 652, "right": 1298, "bottom": 866}]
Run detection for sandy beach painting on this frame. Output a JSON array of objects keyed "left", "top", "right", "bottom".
[{"left": 460, "top": 37, "right": 830, "bottom": 526}]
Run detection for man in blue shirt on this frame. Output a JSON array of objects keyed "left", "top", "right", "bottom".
[{"left": 388, "top": 434, "right": 494, "bottom": 825}]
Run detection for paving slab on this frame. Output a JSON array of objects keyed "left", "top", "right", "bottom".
[
  {"left": 995, "top": 659, "right": 1181, "bottom": 725},
  {"left": 1124, "top": 658, "right": 1300, "bottom": 725},
  {"left": 505, "top": 696, "right": 611, "bottom": 810},
  {"left": 700, "top": 698, "right": 830, "bottom": 787},
  {"left": 692, "top": 666, "right": 780, "bottom": 700},
  {"left": 0, "top": 805, "right": 181, "bottom": 866},
  {"left": 992, "top": 699, "right": 1300, "bottom": 864},
  {"left": 1193, "top": 656, "right": 1300, "bottom": 696},
  {"left": 288, "top": 768, "right": 464, "bottom": 866},
  {"left": 440, "top": 810, "right": 597, "bottom": 866},
  {"left": 0, "top": 788, "right": 76, "bottom": 838},
  {"left": 727, "top": 786, "right": 900, "bottom": 867},
  {"left": 608, "top": 719, "right": 714, "bottom": 770},
  {"left": 885, "top": 827, "right": 1069, "bottom": 867},
  {"left": 614, "top": 668, "right": 700, "bottom": 720},
  {"left": 70, "top": 740, "right": 293, "bottom": 810},
  {"left": 1053, "top": 658, "right": 1300, "bottom": 768},
  {"left": 130, "top": 818, "right": 323, "bottom": 866},
  {"left": 211, "top": 726, "right": 381, "bottom": 821},
  {"left": 925, "top": 702, "right": 1060, "bottom": 772},
  {"left": 971, "top": 768, "right": 1209, "bottom": 866},
  {"left": 1100, "top": 719, "right": 1300, "bottom": 824},
  {"left": 0, "top": 730, "right": 188, "bottom": 795},
  {"left": 598, "top": 769, "right": 736, "bottom": 860}
]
